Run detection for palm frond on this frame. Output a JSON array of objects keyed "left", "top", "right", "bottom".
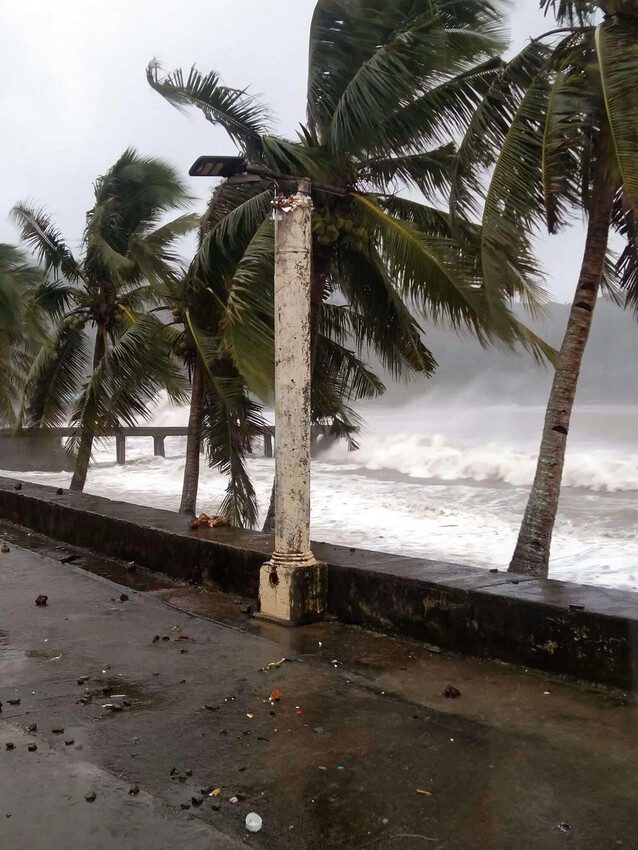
[
  {"left": 596, "top": 20, "right": 638, "bottom": 211},
  {"left": 613, "top": 190, "right": 638, "bottom": 313},
  {"left": 219, "top": 220, "right": 275, "bottom": 401},
  {"left": 315, "top": 334, "right": 386, "bottom": 402},
  {"left": 198, "top": 188, "right": 273, "bottom": 279},
  {"left": 359, "top": 144, "right": 454, "bottom": 197},
  {"left": 201, "top": 365, "right": 266, "bottom": 528},
  {"left": 540, "top": 1, "right": 599, "bottom": 26},
  {"left": 10, "top": 204, "right": 81, "bottom": 281},
  {"left": 329, "top": 227, "right": 437, "bottom": 378},
  {"left": 478, "top": 75, "right": 551, "bottom": 309},
  {"left": 69, "top": 315, "right": 187, "bottom": 440},
  {"left": 377, "top": 57, "right": 503, "bottom": 156},
  {"left": 450, "top": 40, "right": 551, "bottom": 224},
  {"left": 22, "top": 319, "right": 90, "bottom": 428},
  {"left": 147, "top": 61, "right": 270, "bottom": 158},
  {"left": 308, "top": 0, "right": 504, "bottom": 150},
  {"left": 350, "top": 192, "right": 487, "bottom": 332},
  {"left": 128, "top": 213, "right": 199, "bottom": 288},
  {"left": 541, "top": 70, "right": 585, "bottom": 233}
]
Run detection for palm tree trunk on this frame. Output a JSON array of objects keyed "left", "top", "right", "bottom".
[
  {"left": 69, "top": 328, "right": 106, "bottom": 493},
  {"left": 179, "top": 356, "right": 204, "bottom": 515},
  {"left": 509, "top": 153, "right": 615, "bottom": 578}
]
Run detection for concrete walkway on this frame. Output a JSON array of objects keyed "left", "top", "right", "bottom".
[{"left": 0, "top": 527, "right": 636, "bottom": 849}]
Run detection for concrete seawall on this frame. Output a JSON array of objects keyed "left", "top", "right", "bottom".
[{"left": 0, "top": 476, "right": 635, "bottom": 690}]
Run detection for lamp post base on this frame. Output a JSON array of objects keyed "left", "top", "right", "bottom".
[{"left": 258, "top": 555, "right": 327, "bottom": 625}]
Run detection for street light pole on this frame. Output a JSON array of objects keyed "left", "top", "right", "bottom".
[
  {"left": 258, "top": 179, "right": 326, "bottom": 624},
  {"left": 188, "top": 157, "right": 326, "bottom": 624}
]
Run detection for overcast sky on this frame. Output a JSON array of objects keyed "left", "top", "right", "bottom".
[{"left": 1, "top": 0, "right": 587, "bottom": 302}]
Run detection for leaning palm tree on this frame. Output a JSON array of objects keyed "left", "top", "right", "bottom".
[
  {"left": 12, "top": 149, "right": 195, "bottom": 491},
  {"left": 451, "top": 0, "right": 638, "bottom": 577},
  {"left": 148, "top": 0, "right": 552, "bottom": 399}
]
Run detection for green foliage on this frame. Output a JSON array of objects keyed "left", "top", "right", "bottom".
[
  {"left": 149, "top": 0, "right": 552, "bottom": 370},
  {"left": 0, "top": 244, "right": 58, "bottom": 424},
  {"left": 14, "top": 149, "right": 194, "bottom": 460},
  {"left": 452, "top": 5, "right": 638, "bottom": 312}
]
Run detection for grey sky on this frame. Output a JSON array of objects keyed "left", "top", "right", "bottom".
[{"left": 1, "top": 1, "right": 586, "bottom": 301}]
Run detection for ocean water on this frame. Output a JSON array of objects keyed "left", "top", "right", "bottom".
[{"left": 7, "top": 398, "right": 638, "bottom": 593}]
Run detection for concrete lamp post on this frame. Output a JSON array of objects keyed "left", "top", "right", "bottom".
[{"left": 189, "top": 157, "right": 327, "bottom": 625}]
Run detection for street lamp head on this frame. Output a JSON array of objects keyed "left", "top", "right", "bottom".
[{"left": 189, "top": 155, "right": 247, "bottom": 178}]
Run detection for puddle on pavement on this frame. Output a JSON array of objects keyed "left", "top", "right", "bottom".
[
  {"left": 0, "top": 631, "right": 65, "bottom": 674},
  {"left": 82, "top": 676, "right": 158, "bottom": 714}
]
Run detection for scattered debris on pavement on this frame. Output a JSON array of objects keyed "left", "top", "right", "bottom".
[
  {"left": 260, "top": 657, "right": 293, "bottom": 672},
  {"left": 443, "top": 685, "right": 461, "bottom": 699},
  {"left": 246, "top": 812, "right": 263, "bottom": 833},
  {"left": 35, "top": 594, "right": 48, "bottom": 607},
  {"left": 189, "top": 514, "right": 230, "bottom": 530},
  {"left": 84, "top": 791, "right": 96, "bottom": 803}
]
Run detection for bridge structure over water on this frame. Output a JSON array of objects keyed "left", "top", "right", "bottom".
[{"left": 0, "top": 424, "right": 333, "bottom": 471}]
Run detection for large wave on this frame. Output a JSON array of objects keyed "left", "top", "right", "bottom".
[{"left": 322, "top": 433, "right": 638, "bottom": 492}]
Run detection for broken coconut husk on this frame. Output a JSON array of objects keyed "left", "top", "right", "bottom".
[{"left": 189, "top": 514, "right": 231, "bottom": 531}]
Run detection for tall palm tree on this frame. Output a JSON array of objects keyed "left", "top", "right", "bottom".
[
  {"left": 148, "top": 0, "right": 552, "bottom": 385},
  {"left": 12, "top": 148, "right": 195, "bottom": 491},
  {"left": 451, "top": 0, "right": 638, "bottom": 577},
  {"left": 149, "top": 0, "right": 554, "bottom": 529}
]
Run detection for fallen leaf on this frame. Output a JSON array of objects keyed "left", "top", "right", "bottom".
[
  {"left": 269, "top": 687, "right": 284, "bottom": 701},
  {"left": 210, "top": 788, "right": 222, "bottom": 797}
]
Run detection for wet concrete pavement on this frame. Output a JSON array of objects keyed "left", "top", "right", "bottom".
[{"left": 1, "top": 527, "right": 636, "bottom": 849}]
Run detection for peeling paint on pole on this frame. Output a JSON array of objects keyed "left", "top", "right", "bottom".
[{"left": 259, "top": 180, "right": 327, "bottom": 624}]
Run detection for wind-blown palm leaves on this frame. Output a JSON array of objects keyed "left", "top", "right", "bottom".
[
  {"left": 451, "top": 0, "right": 638, "bottom": 577},
  {"left": 148, "top": 0, "right": 554, "bottom": 410},
  {"left": 165, "top": 193, "right": 387, "bottom": 524},
  {"left": 12, "top": 149, "right": 195, "bottom": 491},
  {"left": 0, "top": 244, "right": 68, "bottom": 425}
]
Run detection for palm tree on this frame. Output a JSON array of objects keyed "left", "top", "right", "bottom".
[
  {"left": 165, "top": 194, "right": 385, "bottom": 523},
  {"left": 451, "top": 0, "right": 638, "bottom": 577},
  {"left": 148, "top": 0, "right": 554, "bottom": 529},
  {"left": 12, "top": 148, "right": 195, "bottom": 492}
]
